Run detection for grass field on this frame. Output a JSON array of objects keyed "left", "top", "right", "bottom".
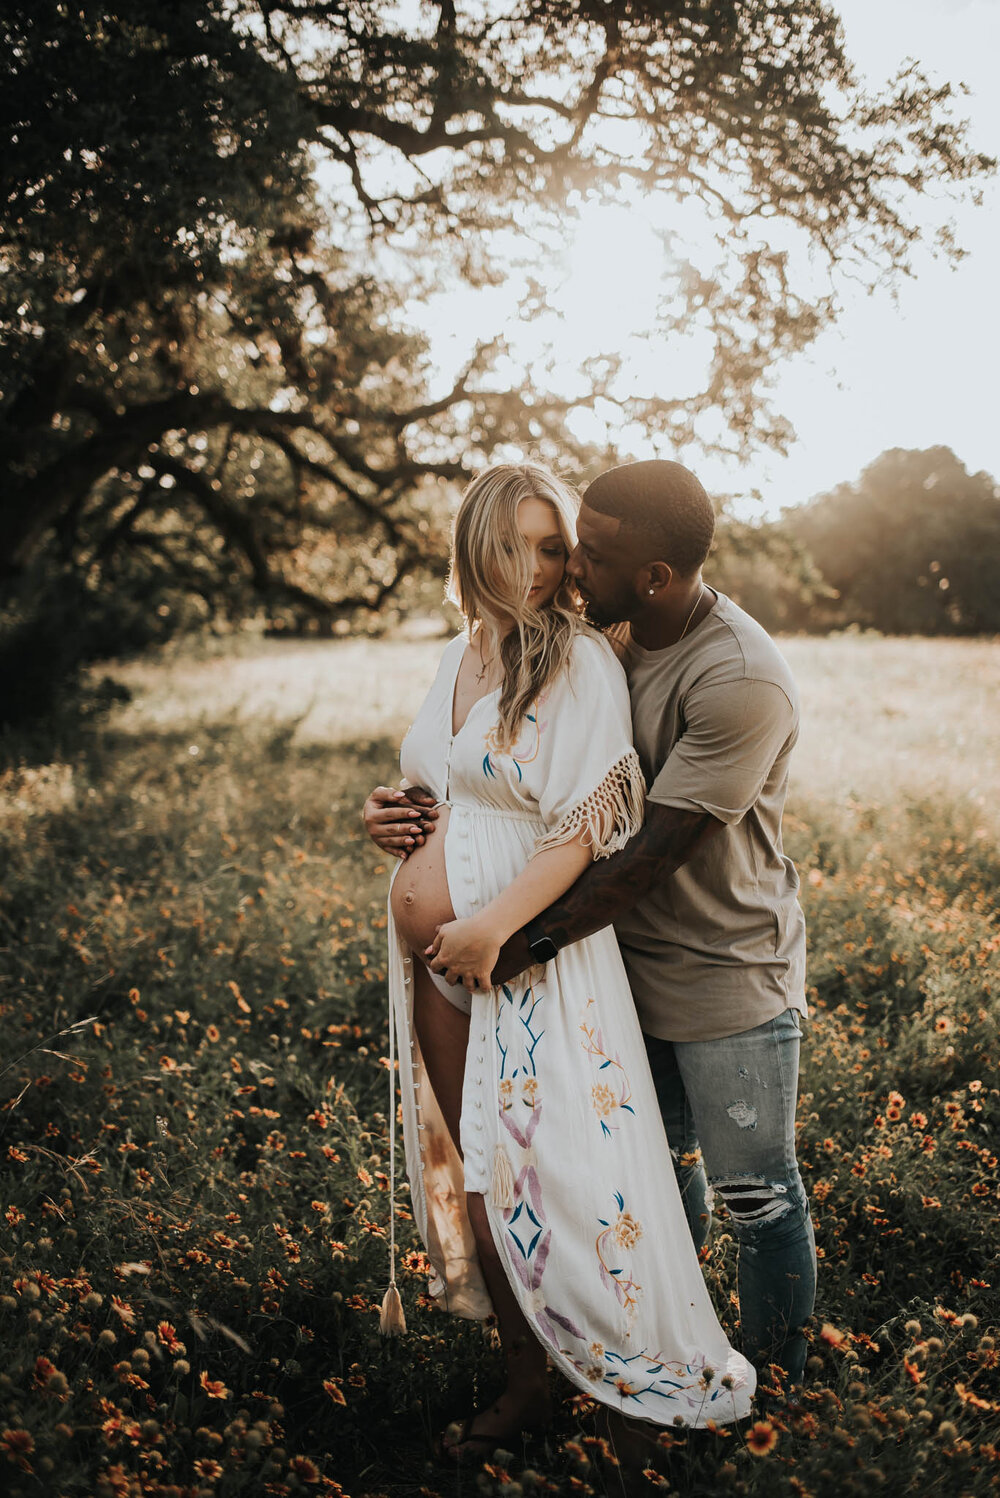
[{"left": 1, "top": 633, "right": 998, "bottom": 1497}]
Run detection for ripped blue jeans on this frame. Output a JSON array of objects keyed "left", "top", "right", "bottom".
[{"left": 645, "top": 1008, "right": 816, "bottom": 1386}]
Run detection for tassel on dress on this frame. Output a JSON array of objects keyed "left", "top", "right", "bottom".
[
  {"left": 379, "top": 950, "right": 406, "bottom": 1336},
  {"left": 379, "top": 1281, "right": 407, "bottom": 1336},
  {"left": 490, "top": 1140, "right": 516, "bottom": 1209}
]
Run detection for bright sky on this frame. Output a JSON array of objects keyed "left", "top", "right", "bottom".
[{"left": 418, "top": 0, "right": 1000, "bottom": 517}]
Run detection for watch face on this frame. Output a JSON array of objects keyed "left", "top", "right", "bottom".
[{"left": 530, "top": 935, "right": 558, "bottom": 963}]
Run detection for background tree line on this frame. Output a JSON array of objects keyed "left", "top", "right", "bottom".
[
  {"left": 1, "top": 1, "right": 995, "bottom": 725},
  {"left": 715, "top": 445, "right": 1000, "bottom": 637}
]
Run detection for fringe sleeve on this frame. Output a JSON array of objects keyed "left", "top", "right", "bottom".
[{"left": 533, "top": 749, "right": 646, "bottom": 860}]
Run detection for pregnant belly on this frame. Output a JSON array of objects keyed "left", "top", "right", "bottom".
[{"left": 390, "top": 805, "right": 456, "bottom": 953}]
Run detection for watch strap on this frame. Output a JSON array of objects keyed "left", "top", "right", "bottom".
[{"left": 525, "top": 916, "right": 559, "bottom": 963}]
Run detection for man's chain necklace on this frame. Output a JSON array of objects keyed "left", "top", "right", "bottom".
[{"left": 677, "top": 585, "right": 706, "bottom": 643}]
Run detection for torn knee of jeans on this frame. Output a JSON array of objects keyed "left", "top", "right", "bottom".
[
  {"left": 726, "top": 1099, "right": 758, "bottom": 1130},
  {"left": 712, "top": 1175, "right": 792, "bottom": 1225}
]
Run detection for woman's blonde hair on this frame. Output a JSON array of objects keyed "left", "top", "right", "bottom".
[{"left": 448, "top": 463, "right": 589, "bottom": 751}]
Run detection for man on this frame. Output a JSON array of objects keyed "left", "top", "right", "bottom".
[{"left": 364, "top": 459, "right": 815, "bottom": 1386}]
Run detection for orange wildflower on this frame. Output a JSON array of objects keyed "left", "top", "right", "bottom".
[
  {"left": 289, "top": 1456, "right": 320, "bottom": 1482},
  {"left": 110, "top": 1296, "right": 135, "bottom": 1326},
  {"left": 157, "top": 1321, "right": 183, "bottom": 1354},
  {"left": 1, "top": 1428, "right": 35, "bottom": 1472},
  {"left": 746, "top": 1420, "right": 779, "bottom": 1456},
  {"left": 199, "top": 1372, "right": 230, "bottom": 1400}
]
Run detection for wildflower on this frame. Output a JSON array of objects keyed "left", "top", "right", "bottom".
[
  {"left": 323, "top": 1379, "right": 346, "bottom": 1406},
  {"left": 956, "top": 1383, "right": 999, "bottom": 1411},
  {"left": 820, "top": 1324, "right": 846, "bottom": 1347},
  {"left": 356, "top": 1167, "right": 372, "bottom": 1187},
  {"left": 746, "top": 1420, "right": 779, "bottom": 1456},
  {"left": 199, "top": 1372, "right": 230, "bottom": 1400},
  {"left": 194, "top": 1458, "right": 224, "bottom": 1478},
  {"left": 1, "top": 1428, "right": 35, "bottom": 1465},
  {"left": 157, "top": 1322, "right": 184, "bottom": 1354},
  {"left": 205, "top": 1025, "right": 221, "bottom": 1043},
  {"left": 110, "top": 1296, "right": 135, "bottom": 1327},
  {"left": 938, "top": 1421, "right": 959, "bottom": 1444},
  {"left": 102, "top": 1417, "right": 125, "bottom": 1446},
  {"left": 289, "top": 1456, "right": 320, "bottom": 1482}
]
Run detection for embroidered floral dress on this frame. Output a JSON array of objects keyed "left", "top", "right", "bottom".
[{"left": 388, "top": 631, "right": 755, "bottom": 1425}]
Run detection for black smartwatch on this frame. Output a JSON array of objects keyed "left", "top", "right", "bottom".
[{"left": 525, "top": 917, "right": 559, "bottom": 964}]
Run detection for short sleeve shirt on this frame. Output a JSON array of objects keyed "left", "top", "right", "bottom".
[{"left": 613, "top": 592, "right": 808, "bottom": 1042}]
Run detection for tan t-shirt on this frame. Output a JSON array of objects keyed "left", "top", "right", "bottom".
[{"left": 613, "top": 591, "right": 807, "bottom": 1042}]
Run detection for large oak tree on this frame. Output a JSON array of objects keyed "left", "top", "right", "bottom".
[{"left": 1, "top": 0, "right": 992, "bottom": 704}]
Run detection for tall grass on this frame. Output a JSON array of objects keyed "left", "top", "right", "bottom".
[{"left": 1, "top": 636, "right": 998, "bottom": 1497}]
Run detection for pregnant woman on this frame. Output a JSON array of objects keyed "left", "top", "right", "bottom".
[{"left": 377, "top": 463, "right": 754, "bottom": 1459}]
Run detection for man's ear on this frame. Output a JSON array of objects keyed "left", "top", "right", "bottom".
[{"left": 641, "top": 561, "right": 673, "bottom": 597}]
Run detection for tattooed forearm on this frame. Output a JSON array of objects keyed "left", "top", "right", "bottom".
[{"left": 491, "top": 804, "right": 722, "bottom": 986}]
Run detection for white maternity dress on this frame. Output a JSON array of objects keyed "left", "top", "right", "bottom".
[{"left": 387, "top": 631, "right": 755, "bottom": 1425}]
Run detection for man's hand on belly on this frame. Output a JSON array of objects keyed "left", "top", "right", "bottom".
[{"left": 362, "top": 784, "right": 438, "bottom": 860}]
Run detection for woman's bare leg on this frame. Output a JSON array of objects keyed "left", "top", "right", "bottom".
[
  {"left": 447, "top": 1191, "right": 550, "bottom": 1453},
  {"left": 411, "top": 959, "right": 469, "bottom": 1148}
]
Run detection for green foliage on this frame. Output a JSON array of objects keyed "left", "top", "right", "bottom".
[
  {"left": 1, "top": 1, "right": 994, "bottom": 700},
  {"left": 786, "top": 448, "right": 1000, "bottom": 634},
  {"left": 1, "top": 677, "right": 998, "bottom": 1495},
  {"left": 706, "top": 515, "right": 837, "bottom": 633}
]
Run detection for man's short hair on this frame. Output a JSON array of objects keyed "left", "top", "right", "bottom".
[{"left": 584, "top": 459, "right": 715, "bottom": 576}]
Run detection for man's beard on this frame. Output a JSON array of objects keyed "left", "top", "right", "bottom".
[{"left": 580, "top": 589, "right": 638, "bottom": 630}]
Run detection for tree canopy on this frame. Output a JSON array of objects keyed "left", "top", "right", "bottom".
[
  {"left": 786, "top": 447, "right": 1000, "bottom": 635},
  {"left": 1, "top": 0, "right": 993, "bottom": 689}
]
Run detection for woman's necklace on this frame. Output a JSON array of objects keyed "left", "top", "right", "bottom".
[{"left": 677, "top": 585, "right": 706, "bottom": 643}]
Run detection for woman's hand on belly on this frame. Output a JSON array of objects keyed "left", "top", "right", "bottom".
[{"left": 427, "top": 916, "right": 502, "bottom": 994}]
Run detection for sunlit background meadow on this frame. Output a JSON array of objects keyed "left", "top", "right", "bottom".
[{"left": 2, "top": 629, "right": 999, "bottom": 1496}]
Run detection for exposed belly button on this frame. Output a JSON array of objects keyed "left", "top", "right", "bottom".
[{"left": 403, "top": 890, "right": 415, "bottom": 906}]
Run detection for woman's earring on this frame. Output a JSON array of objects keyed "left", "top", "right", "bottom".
[{"left": 648, "top": 588, "right": 655, "bottom": 596}]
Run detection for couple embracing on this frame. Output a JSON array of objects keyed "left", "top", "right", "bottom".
[{"left": 362, "top": 459, "right": 816, "bottom": 1463}]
